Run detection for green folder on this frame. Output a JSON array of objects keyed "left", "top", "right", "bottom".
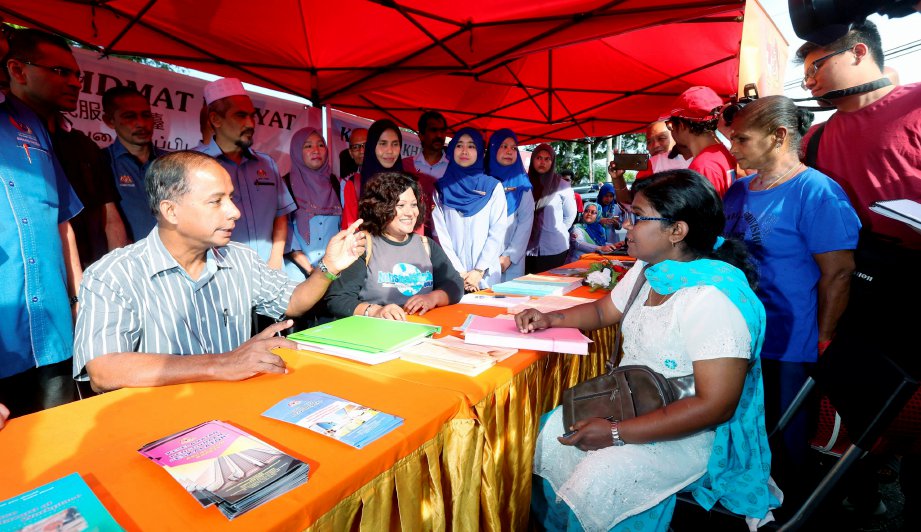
[{"left": 288, "top": 316, "right": 441, "bottom": 353}]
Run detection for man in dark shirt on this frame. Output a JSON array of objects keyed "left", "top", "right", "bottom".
[{"left": 7, "top": 28, "right": 128, "bottom": 267}]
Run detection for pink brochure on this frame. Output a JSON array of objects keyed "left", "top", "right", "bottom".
[{"left": 463, "top": 316, "right": 591, "bottom": 355}]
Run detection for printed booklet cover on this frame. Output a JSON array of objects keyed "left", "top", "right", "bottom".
[
  {"left": 263, "top": 392, "right": 403, "bottom": 449},
  {"left": 0, "top": 472, "right": 123, "bottom": 531},
  {"left": 138, "top": 420, "right": 309, "bottom": 519}
]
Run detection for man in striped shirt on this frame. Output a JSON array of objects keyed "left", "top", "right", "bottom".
[{"left": 73, "top": 151, "right": 366, "bottom": 392}]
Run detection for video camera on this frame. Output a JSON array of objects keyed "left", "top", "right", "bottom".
[{"left": 789, "top": 0, "right": 918, "bottom": 44}]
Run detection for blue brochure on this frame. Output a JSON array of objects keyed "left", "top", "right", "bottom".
[
  {"left": 263, "top": 392, "right": 404, "bottom": 449},
  {"left": 0, "top": 473, "right": 123, "bottom": 531}
]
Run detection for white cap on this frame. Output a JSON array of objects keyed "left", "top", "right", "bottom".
[{"left": 203, "top": 77, "right": 247, "bottom": 105}]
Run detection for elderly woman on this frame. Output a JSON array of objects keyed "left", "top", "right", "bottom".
[
  {"left": 568, "top": 202, "right": 616, "bottom": 261},
  {"left": 486, "top": 128, "right": 534, "bottom": 281},
  {"left": 284, "top": 127, "right": 342, "bottom": 281},
  {"left": 525, "top": 144, "right": 577, "bottom": 273},
  {"left": 723, "top": 95, "right": 860, "bottom": 485},
  {"left": 518, "top": 170, "right": 777, "bottom": 531},
  {"left": 325, "top": 172, "right": 463, "bottom": 320},
  {"left": 432, "top": 127, "right": 507, "bottom": 291}
]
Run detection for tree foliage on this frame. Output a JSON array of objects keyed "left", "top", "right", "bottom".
[{"left": 530, "top": 134, "right": 647, "bottom": 185}]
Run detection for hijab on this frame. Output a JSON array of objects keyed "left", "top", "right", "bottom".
[
  {"left": 579, "top": 201, "right": 606, "bottom": 245},
  {"left": 597, "top": 182, "right": 618, "bottom": 217},
  {"left": 288, "top": 127, "right": 341, "bottom": 243},
  {"left": 528, "top": 143, "right": 564, "bottom": 210},
  {"left": 435, "top": 127, "right": 498, "bottom": 217},
  {"left": 360, "top": 119, "right": 404, "bottom": 182},
  {"left": 487, "top": 128, "right": 532, "bottom": 216}
]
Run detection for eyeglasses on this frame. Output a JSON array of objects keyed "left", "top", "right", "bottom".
[
  {"left": 801, "top": 48, "right": 851, "bottom": 89},
  {"left": 19, "top": 61, "right": 85, "bottom": 82},
  {"left": 349, "top": 143, "right": 366, "bottom": 152},
  {"left": 626, "top": 214, "right": 674, "bottom": 224},
  {"left": 583, "top": 209, "right": 598, "bottom": 214}
]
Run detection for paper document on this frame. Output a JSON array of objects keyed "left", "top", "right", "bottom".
[
  {"left": 399, "top": 336, "right": 517, "bottom": 376},
  {"left": 508, "top": 295, "right": 595, "bottom": 315},
  {"left": 870, "top": 199, "right": 921, "bottom": 231},
  {"left": 460, "top": 294, "right": 531, "bottom": 308}
]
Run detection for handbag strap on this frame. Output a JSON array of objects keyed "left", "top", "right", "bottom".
[{"left": 608, "top": 264, "right": 650, "bottom": 369}]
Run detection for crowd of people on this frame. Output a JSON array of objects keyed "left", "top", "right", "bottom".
[{"left": 1, "top": 19, "right": 919, "bottom": 531}]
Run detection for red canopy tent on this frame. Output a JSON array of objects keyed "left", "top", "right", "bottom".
[{"left": 0, "top": 0, "right": 751, "bottom": 141}]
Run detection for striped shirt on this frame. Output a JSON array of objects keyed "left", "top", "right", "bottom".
[{"left": 73, "top": 228, "right": 297, "bottom": 378}]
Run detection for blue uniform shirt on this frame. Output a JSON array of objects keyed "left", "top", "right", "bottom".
[
  {"left": 106, "top": 140, "right": 166, "bottom": 241},
  {"left": 723, "top": 167, "right": 860, "bottom": 363},
  {"left": 195, "top": 142, "right": 296, "bottom": 261},
  {"left": 0, "top": 96, "right": 84, "bottom": 378}
]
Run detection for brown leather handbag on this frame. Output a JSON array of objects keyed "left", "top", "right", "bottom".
[{"left": 561, "top": 266, "right": 696, "bottom": 428}]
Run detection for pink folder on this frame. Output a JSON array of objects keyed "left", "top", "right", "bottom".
[{"left": 463, "top": 316, "right": 592, "bottom": 355}]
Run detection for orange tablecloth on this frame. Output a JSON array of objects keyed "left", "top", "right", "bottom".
[
  {"left": 0, "top": 355, "right": 465, "bottom": 531},
  {"left": 1, "top": 259, "right": 616, "bottom": 531}
]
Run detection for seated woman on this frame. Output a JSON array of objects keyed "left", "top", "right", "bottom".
[
  {"left": 568, "top": 202, "right": 616, "bottom": 261},
  {"left": 486, "top": 128, "right": 534, "bottom": 282},
  {"left": 432, "top": 128, "right": 507, "bottom": 291},
  {"left": 596, "top": 182, "right": 624, "bottom": 244},
  {"left": 325, "top": 172, "right": 464, "bottom": 320},
  {"left": 518, "top": 170, "right": 777, "bottom": 531},
  {"left": 722, "top": 95, "right": 859, "bottom": 490},
  {"left": 284, "top": 127, "right": 342, "bottom": 281}
]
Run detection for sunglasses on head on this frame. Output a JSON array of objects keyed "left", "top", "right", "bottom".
[{"left": 721, "top": 84, "right": 760, "bottom": 127}]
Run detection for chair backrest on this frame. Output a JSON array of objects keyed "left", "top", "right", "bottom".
[{"left": 814, "top": 341, "right": 920, "bottom": 449}]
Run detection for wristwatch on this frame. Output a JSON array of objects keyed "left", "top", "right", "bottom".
[
  {"left": 610, "top": 421, "right": 625, "bottom": 446},
  {"left": 317, "top": 259, "right": 340, "bottom": 281}
]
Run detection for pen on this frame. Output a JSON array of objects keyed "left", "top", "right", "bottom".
[{"left": 223, "top": 309, "right": 228, "bottom": 326}]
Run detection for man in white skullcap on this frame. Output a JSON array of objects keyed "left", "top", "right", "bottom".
[{"left": 195, "top": 77, "right": 295, "bottom": 270}]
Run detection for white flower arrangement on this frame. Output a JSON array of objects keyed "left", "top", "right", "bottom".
[{"left": 583, "top": 259, "right": 626, "bottom": 292}]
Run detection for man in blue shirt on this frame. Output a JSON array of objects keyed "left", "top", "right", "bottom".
[
  {"left": 101, "top": 86, "right": 167, "bottom": 241},
  {"left": 0, "top": 72, "right": 83, "bottom": 418},
  {"left": 195, "top": 78, "right": 295, "bottom": 269}
]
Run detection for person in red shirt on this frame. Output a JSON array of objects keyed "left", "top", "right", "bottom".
[{"left": 665, "top": 86, "right": 736, "bottom": 197}]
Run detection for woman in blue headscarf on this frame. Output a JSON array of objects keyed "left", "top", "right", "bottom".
[
  {"left": 596, "top": 182, "right": 624, "bottom": 244},
  {"left": 568, "top": 202, "right": 616, "bottom": 261},
  {"left": 432, "top": 128, "right": 507, "bottom": 291},
  {"left": 518, "top": 169, "right": 778, "bottom": 532},
  {"left": 487, "top": 128, "right": 534, "bottom": 281},
  {"left": 284, "top": 127, "right": 342, "bottom": 281}
]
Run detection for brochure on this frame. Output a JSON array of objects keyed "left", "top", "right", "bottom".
[
  {"left": 508, "top": 295, "right": 595, "bottom": 315},
  {"left": 491, "top": 275, "right": 582, "bottom": 297},
  {"left": 870, "top": 199, "right": 921, "bottom": 231},
  {"left": 263, "top": 392, "right": 403, "bottom": 449},
  {"left": 0, "top": 473, "right": 123, "bottom": 532},
  {"left": 138, "top": 420, "right": 309, "bottom": 520},
  {"left": 398, "top": 336, "right": 518, "bottom": 376}
]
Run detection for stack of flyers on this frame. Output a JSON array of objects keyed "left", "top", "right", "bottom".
[
  {"left": 263, "top": 392, "right": 403, "bottom": 449},
  {"left": 138, "top": 420, "right": 309, "bottom": 520},
  {"left": 0, "top": 473, "right": 123, "bottom": 531}
]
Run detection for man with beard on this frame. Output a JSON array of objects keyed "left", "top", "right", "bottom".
[
  {"left": 7, "top": 28, "right": 128, "bottom": 267},
  {"left": 102, "top": 86, "right": 167, "bottom": 242},
  {"left": 403, "top": 111, "right": 449, "bottom": 236},
  {"left": 196, "top": 78, "right": 295, "bottom": 269}
]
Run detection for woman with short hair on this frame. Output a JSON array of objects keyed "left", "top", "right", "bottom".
[{"left": 324, "top": 172, "right": 463, "bottom": 320}]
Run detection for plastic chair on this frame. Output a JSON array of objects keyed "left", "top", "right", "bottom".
[{"left": 772, "top": 342, "right": 920, "bottom": 531}]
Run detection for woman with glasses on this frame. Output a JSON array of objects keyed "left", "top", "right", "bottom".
[
  {"left": 723, "top": 95, "right": 860, "bottom": 492},
  {"left": 519, "top": 170, "right": 777, "bottom": 531},
  {"left": 284, "top": 127, "right": 342, "bottom": 281},
  {"left": 432, "top": 128, "right": 507, "bottom": 292},
  {"left": 568, "top": 202, "right": 616, "bottom": 261},
  {"left": 486, "top": 128, "right": 534, "bottom": 281}
]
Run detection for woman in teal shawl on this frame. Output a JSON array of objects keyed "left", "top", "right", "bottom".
[{"left": 517, "top": 169, "right": 778, "bottom": 531}]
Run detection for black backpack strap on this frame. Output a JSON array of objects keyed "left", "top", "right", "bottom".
[{"left": 804, "top": 122, "right": 827, "bottom": 168}]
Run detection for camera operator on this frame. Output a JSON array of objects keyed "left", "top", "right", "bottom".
[{"left": 797, "top": 19, "right": 921, "bottom": 521}]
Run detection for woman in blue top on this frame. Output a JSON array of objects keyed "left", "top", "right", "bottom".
[
  {"left": 486, "top": 128, "right": 534, "bottom": 281},
  {"left": 284, "top": 127, "right": 342, "bottom": 281},
  {"left": 568, "top": 202, "right": 616, "bottom": 261},
  {"left": 723, "top": 95, "right": 860, "bottom": 486}
]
